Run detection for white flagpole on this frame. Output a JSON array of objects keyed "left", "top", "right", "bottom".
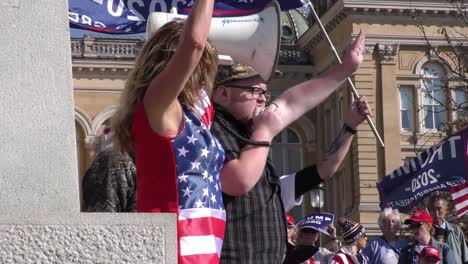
[{"left": 302, "top": 0, "right": 385, "bottom": 148}]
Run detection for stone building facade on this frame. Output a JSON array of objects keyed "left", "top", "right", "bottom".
[
  {"left": 72, "top": 0, "right": 467, "bottom": 237},
  {"left": 298, "top": 0, "right": 467, "bottom": 236}
]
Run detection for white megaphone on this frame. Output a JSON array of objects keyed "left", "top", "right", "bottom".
[{"left": 146, "top": 1, "right": 281, "bottom": 82}]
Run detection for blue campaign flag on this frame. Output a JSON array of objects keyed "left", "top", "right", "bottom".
[
  {"left": 68, "top": 0, "right": 304, "bottom": 34},
  {"left": 377, "top": 129, "right": 468, "bottom": 213},
  {"left": 297, "top": 212, "right": 335, "bottom": 237}
]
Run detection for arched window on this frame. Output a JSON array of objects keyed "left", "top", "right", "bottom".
[
  {"left": 421, "top": 62, "right": 447, "bottom": 130},
  {"left": 271, "top": 128, "right": 304, "bottom": 220},
  {"left": 271, "top": 128, "right": 303, "bottom": 175}
]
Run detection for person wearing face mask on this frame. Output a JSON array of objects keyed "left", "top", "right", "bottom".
[
  {"left": 363, "top": 208, "right": 408, "bottom": 263},
  {"left": 428, "top": 196, "right": 467, "bottom": 264},
  {"left": 398, "top": 210, "right": 455, "bottom": 264}
]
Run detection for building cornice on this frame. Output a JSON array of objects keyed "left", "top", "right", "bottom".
[
  {"left": 397, "top": 74, "right": 422, "bottom": 81},
  {"left": 299, "top": 0, "right": 463, "bottom": 52},
  {"left": 73, "top": 61, "right": 133, "bottom": 73},
  {"left": 345, "top": 0, "right": 457, "bottom": 14},
  {"left": 71, "top": 36, "right": 311, "bottom": 74},
  {"left": 361, "top": 34, "right": 468, "bottom": 47},
  {"left": 304, "top": 34, "right": 466, "bottom": 72}
]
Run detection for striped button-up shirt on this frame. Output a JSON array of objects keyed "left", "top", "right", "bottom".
[{"left": 211, "top": 104, "right": 287, "bottom": 264}]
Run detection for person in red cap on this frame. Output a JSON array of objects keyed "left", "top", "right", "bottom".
[
  {"left": 419, "top": 246, "right": 441, "bottom": 264},
  {"left": 287, "top": 214, "right": 298, "bottom": 246},
  {"left": 398, "top": 210, "right": 455, "bottom": 264}
]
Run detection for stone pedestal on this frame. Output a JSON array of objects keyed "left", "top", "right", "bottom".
[
  {"left": 0, "top": 1, "right": 176, "bottom": 262},
  {"left": 0, "top": 213, "right": 177, "bottom": 263}
]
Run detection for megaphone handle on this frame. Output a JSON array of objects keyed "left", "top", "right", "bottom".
[{"left": 304, "top": 0, "right": 385, "bottom": 148}]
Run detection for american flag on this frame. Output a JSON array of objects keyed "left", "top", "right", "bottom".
[
  {"left": 133, "top": 88, "right": 225, "bottom": 263},
  {"left": 196, "top": 89, "right": 215, "bottom": 129},
  {"left": 451, "top": 183, "right": 468, "bottom": 218},
  {"left": 173, "top": 95, "right": 226, "bottom": 263}
]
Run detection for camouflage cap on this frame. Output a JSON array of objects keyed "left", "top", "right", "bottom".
[
  {"left": 215, "top": 63, "right": 282, "bottom": 87},
  {"left": 215, "top": 64, "right": 260, "bottom": 87}
]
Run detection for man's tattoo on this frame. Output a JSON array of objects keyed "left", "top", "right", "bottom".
[{"left": 324, "top": 127, "right": 347, "bottom": 157}]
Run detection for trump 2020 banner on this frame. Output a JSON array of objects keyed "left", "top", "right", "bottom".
[
  {"left": 297, "top": 212, "right": 335, "bottom": 236},
  {"left": 69, "top": 0, "right": 304, "bottom": 34},
  {"left": 377, "top": 129, "right": 468, "bottom": 213}
]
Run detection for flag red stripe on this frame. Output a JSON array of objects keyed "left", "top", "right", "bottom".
[
  {"left": 180, "top": 253, "right": 220, "bottom": 264},
  {"left": 201, "top": 104, "right": 215, "bottom": 128},
  {"left": 455, "top": 204, "right": 468, "bottom": 216},
  {"left": 331, "top": 254, "right": 348, "bottom": 264},
  {"left": 453, "top": 192, "right": 468, "bottom": 205},
  {"left": 451, "top": 183, "right": 468, "bottom": 193},
  {"left": 179, "top": 217, "right": 226, "bottom": 238},
  {"left": 450, "top": 181, "right": 468, "bottom": 217}
]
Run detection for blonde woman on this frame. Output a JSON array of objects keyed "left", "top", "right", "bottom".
[
  {"left": 111, "top": 1, "right": 225, "bottom": 262},
  {"left": 398, "top": 210, "right": 455, "bottom": 264}
]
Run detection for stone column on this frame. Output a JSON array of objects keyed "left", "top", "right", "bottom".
[
  {"left": 353, "top": 44, "right": 381, "bottom": 235},
  {"left": 0, "top": 1, "right": 176, "bottom": 262},
  {"left": 377, "top": 43, "right": 402, "bottom": 174},
  {"left": 0, "top": 0, "right": 78, "bottom": 213}
]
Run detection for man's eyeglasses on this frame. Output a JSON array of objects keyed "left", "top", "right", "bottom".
[{"left": 225, "top": 85, "right": 271, "bottom": 102}]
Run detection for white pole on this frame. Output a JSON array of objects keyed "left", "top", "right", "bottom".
[{"left": 302, "top": 0, "right": 385, "bottom": 148}]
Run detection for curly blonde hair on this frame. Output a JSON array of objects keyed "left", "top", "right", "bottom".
[{"left": 111, "top": 21, "right": 219, "bottom": 153}]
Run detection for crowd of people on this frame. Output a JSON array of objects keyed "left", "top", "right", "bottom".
[
  {"left": 284, "top": 198, "right": 466, "bottom": 264},
  {"left": 79, "top": 0, "right": 467, "bottom": 263}
]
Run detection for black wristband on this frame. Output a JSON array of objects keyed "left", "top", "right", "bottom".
[
  {"left": 343, "top": 123, "right": 357, "bottom": 135},
  {"left": 250, "top": 141, "right": 271, "bottom": 147}
]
